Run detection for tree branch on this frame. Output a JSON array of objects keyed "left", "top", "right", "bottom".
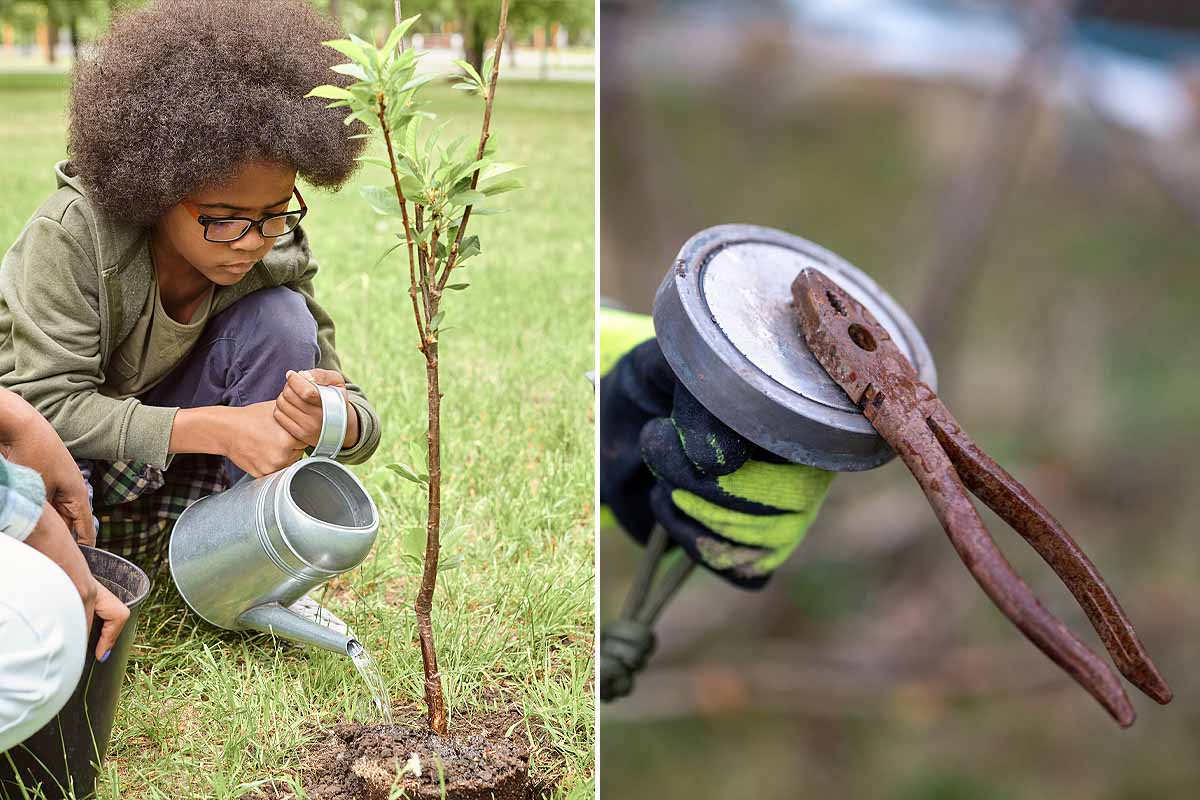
[
  {"left": 376, "top": 97, "right": 425, "bottom": 347},
  {"left": 439, "top": 0, "right": 509, "bottom": 290}
]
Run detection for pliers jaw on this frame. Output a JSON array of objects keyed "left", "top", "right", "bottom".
[{"left": 792, "top": 268, "right": 1172, "bottom": 727}]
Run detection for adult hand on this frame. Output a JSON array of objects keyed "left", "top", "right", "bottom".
[
  {"left": 0, "top": 389, "right": 95, "bottom": 545},
  {"left": 223, "top": 401, "right": 308, "bottom": 478},
  {"left": 91, "top": 580, "right": 130, "bottom": 661},
  {"left": 601, "top": 335, "right": 834, "bottom": 589},
  {"left": 273, "top": 369, "right": 360, "bottom": 451}
]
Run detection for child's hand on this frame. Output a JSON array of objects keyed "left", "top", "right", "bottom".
[
  {"left": 273, "top": 369, "right": 360, "bottom": 451},
  {"left": 224, "top": 402, "right": 307, "bottom": 478}
]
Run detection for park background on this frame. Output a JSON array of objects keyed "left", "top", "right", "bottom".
[
  {"left": 0, "top": 0, "right": 595, "bottom": 797},
  {"left": 600, "top": 1, "right": 1200, "bottom": 798}
]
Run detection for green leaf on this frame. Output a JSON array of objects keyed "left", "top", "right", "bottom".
[
  {"left": 450, "top": 190, "right": 486, "bottom": 207},
  {"left": 387, "top": 462, "right": 425, "bottom": 484},
  {"left": 399, "top": 73, "right": 439, "bottom": 93},
  {"left": 372, "top": 241, "right": 405, "bottom": 268},
  {"left": 356, "top": 155, "right": 392, "bottom": 170},
  {"left": 343, "top": 109, "right": 378, "bottom": 128},
  {"left": 361, "top": 185, "right": 403, "bottom": 216},
  {"left": 387, "top": 47, "right": 420, "bottom": 77},
  {"left": 323, "top": 39, "right": 371, "bottom": 67},
  {"left": 348, "top": 83, "right": 378, "bottom": 104},
  {"left": 330, "top": 63, "right": 369, "bottom": 81},
  {"left": 383, "top": 16, "right": 420, "bottom": 56},
  {"left": 482, "top": 51, "right": 496, "bottom": 82},
  {"left": 348, "top": 32, "right": 374, "bottom": 53},
  {"left": 467, "top": 206, "right": 507, "bottom": 216},
  {"left": 404, "top": 116, "right": 423, "bottom": 160},
  {"left": 446, "top": 157, "right": 490, "bottom": 186},
  {"left": 446, "top": 282, "right": 470, "bottom": 290},
  {"left": 479, "top": 178, "right": 522, "bottom": 197},
  {"left": 457, "top": 235, "right": 481, "bottom": 261},
  {"left": 306, "top": 85, "right": 355, "bottom": 101},
  {"left": 452, "top": 81, "right": 479, "bottom": 92},
  {"left": 479, "top": 162, "right": 523, "bottom": 181},
  {"left": 393, "top": 158, "right": 418, "bottom": 178},
  {"left": 453, "top": 59, "right": 484, "bottom": 87},
  {"left": 399, "top": 175, "right": 425, "bottom": 200},
  {"left": 429, "top": 310, "right": 445, "bottom": 331}
]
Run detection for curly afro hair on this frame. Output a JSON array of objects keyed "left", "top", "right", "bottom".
[{"left": 68, "top": 0, "right": 367, "bottom": 225}]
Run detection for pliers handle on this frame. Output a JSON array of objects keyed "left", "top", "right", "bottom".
[{"left": 792, "top": 268, "right": 1171, "bottom": 727}]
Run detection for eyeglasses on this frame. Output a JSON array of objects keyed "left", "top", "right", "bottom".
[{"left": 181, "top": 187, "right": 308, "bottom": 243}]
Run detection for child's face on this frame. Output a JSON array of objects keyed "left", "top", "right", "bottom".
[{"left": 155, "top": 161, "right": 299, "bottom": 286}]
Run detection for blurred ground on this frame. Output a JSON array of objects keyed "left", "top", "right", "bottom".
[{"left": 599, "top": 3, "right": 1200, "bottom": 799}]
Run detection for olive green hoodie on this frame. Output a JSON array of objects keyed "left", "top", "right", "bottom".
[{"left": 0, "top": 161, "right": 381, "bottom": 468}]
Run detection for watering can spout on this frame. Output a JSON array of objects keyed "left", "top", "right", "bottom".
[{"left": 237, "top": 603, "right": 356, "bottom": 656}]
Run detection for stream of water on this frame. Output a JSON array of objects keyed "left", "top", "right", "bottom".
[{"left": 348, "top": 640, "right": 394, "bottom": 724}]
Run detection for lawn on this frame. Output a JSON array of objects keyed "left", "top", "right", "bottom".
[{"left": 0, "top": 72, "right": 595, "bottom": 798}]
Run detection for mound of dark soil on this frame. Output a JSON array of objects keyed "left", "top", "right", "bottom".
[{"left": 303, "top": 719, "right": 529, "bottom": 800}]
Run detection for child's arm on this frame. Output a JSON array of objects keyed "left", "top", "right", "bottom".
[
  {"left": 169, "top": 403, "right": 306, "bottom": 479},
  {"left": 0, "top": 213, "right": 178, "bottom": 467}
]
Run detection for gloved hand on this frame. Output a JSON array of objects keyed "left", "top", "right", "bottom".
[{"left": 600, "top": 309, "right": 834, "bottom": 589}]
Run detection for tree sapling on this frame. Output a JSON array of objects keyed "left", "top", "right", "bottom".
[{"left": 307, "top": 2, "right": 519, "bottom": 736}]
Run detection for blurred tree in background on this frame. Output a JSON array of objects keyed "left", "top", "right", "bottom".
[
  {"left": 0, "top": 0, "right": 593, "bottom": 72},
  {"left": 0, "top": 0, "right": 108, "bottom": 61}
]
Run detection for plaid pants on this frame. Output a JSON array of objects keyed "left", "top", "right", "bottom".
[{"left": 80, "top": 456, "right": 229, "bottom": 572}]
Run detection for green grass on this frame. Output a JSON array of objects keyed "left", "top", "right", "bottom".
[{"left": 0, "top": 74, "right": 595, "bottom": 797}]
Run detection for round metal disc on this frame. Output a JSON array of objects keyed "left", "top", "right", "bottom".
[{"left": 653, "top": 225, "right": 937, "bottom": 471}]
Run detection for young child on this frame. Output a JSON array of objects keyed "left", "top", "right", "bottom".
[{"left": 0, "top": 0, "right": 381, "bottom": 569}]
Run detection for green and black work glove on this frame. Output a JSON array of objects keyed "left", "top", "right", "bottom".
[{"left": 599, "top": 308, "right": 834, "bottom": 589}]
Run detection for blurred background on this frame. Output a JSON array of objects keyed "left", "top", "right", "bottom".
[
  {"left": 600, "top": 1, "right": 1200, "bottom": 798},
  {"left": 0, "top": 0, "right": 593, "bottom": 79}
]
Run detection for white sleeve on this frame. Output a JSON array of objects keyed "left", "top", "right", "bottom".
[
  {"left": 0, "top": 533, "right": 86, "bottom": 751},
  {"left": 0, "top": 458, "right": 46, "bottom": 542}
]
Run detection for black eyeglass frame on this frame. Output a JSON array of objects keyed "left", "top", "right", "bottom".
[{"left": 181, "top": 187, "right": 308, "bottom": 243}]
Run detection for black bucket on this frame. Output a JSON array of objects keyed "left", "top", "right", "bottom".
[{"left": 0, "top": 546, "right": 151, "bottom": 800}]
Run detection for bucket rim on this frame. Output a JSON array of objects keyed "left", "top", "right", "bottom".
[{"left": 79, "top": 544, "right": 152, "bottom": 609}]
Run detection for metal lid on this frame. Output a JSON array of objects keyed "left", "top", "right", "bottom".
[{"left": 653, "top": 225, "right": 937, "bottom": 471}]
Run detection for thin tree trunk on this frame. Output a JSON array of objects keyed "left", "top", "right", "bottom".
[
  {"left": 393, "top": 0, "right": 509, "bottom": 739},
  {"left": 414, "top": 345, "right": 446, "bottom": 734}
]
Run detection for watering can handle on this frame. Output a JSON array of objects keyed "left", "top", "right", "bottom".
[{"left": 312, "top": 383, "right": 349, "bottom": 459}]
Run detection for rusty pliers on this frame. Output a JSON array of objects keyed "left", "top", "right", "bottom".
[{"left": 791, "top": 268, "right": 1172, "bottom": 727}]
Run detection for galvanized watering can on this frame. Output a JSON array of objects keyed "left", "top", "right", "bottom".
[{"left": 169, "top": 384, "right": 379, "bottom": 655}]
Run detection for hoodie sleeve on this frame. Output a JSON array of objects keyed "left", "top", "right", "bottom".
[{"left": 0, "top": 211, "right": 178, "bottom": 467}]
